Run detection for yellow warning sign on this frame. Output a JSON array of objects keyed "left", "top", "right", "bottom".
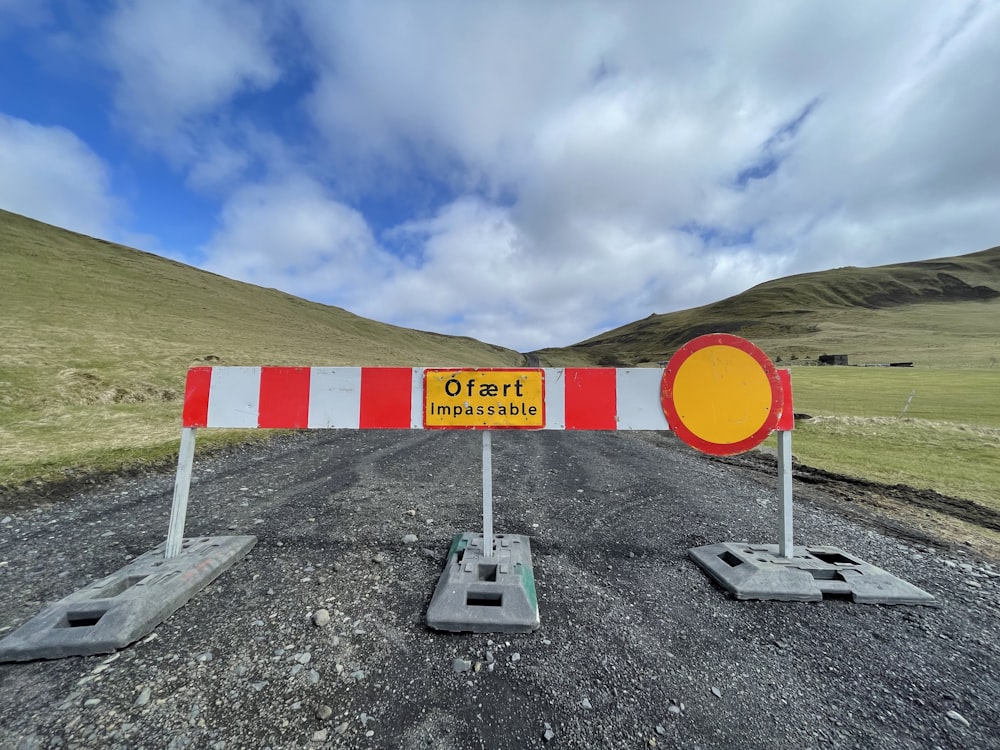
[
  {"left": 424, "top": 369, "right": 545, "bottom": 429},
  {"left": 661, "top": 333, "right": 782, "bottom": 455}
]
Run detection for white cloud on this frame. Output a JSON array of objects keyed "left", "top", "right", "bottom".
[
  {"left": 105, "top": 0, "right": 278, "bottom": 132},
  {"left": 185, "top": 0, "right": 998, "bottom": 350},
  {"left": 0, "top": 113, "right": 117, "bottom": 237},
  {"left": 29, "top": 0, "right": 995, "bottom": 352},
  {"left": 201, "top": 176, "right": 400, "bottom": 300},
  {"left": 101, "top": 0, "right": 282, "bottom": 189}
]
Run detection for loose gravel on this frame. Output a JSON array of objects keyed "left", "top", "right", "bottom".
[{"left": 0, "top": 430, "right": 997, "bottom": 749}]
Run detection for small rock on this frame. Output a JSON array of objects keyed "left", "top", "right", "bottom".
[
  {"left": 964, "top": 579, "right": 981, "bottom": 588},
  {"left": 83, "top": 698, "right": 101, "bottom": 708},
  {"left": 711, "top": 686, "right": 722, "bottom": 698},
  {"left": 316, "top": 705, "right": 333, "bottom": 721},
  {"left": 373, "top": 552, "right": 388, "bottom": 564},
  {"left": 350, "top": 670, "right": 366, "bottom": 681},
  {"left": 365, "top": 730, "right": 374, "bottom": 738},
  {"left": 311, "top": 728, "right": 329, "bottom": 742},
  {"left": 420, "top": 548, "right": 437, "bottom": 559},
  {"left": 405, "top": 509, "right": 417, "bottom": 516},
  {"left": 946, "top": 710, "right": 970, "bottom": 727},
  {"left": 452, "top": 658, "right": 472, "bottom": 673},
  {"left": 667, "top": 705, "right": 681, "bottom": 716},
  {"left": 307, "top": 669, "right": 320, "bottom": 685},
  {"left": 402, "top": 534, "right": 418, "bottom": 544},
  {"left": 1, "top": 516, "right": 11, "bottom": 524},
  {"left": 510, "top": 652, "right": 521, "bottom": 663},
  {"left": 134, "top": 687, "right": 151, "bottom": 707},
  {"left": 312, "top": 609, "right": 331, "bottom": 627},
  {"left": 543, "top": 722, "right": 555, "bottom": 742},
  {"left": 295, "top": 652, "right": 312, "bottom": 665},
  {"left": 655, "top": 725, "right": 666, "bottom": 735},
  {"left": 580, "top": 697, "right": 593, "bottom": 710},
  {"left": 335, "top": 721, "right": 350, "bottom": 735},
  {"left": 197, "top": 651, "right": 213, "bottom": 663}
]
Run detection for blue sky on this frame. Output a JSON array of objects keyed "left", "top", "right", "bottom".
[{"left": 2, "top": 1, "right": 998, "bottom": 352}]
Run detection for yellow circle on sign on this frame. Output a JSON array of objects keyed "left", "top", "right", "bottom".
[{"left": 671, "top": 345, "right": 774, "bottom": 444}]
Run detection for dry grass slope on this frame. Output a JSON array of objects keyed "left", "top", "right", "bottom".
[
  {"left": 0, "top": 209, "right": 523, "bottom": 485},
  {"left": 537, "top": 246, "right": 1000, "bottom": 368},
  {"left": 3, "top": 208, "right": 999, "bottom": 556}
]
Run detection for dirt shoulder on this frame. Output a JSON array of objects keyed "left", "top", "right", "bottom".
[{"left": 721, "top": 447, "right": 1000, "bottom": 561}]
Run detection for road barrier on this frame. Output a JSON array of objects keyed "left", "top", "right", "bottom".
[{"left": 0, "top": 335, "right": 933, "bottom": 661}]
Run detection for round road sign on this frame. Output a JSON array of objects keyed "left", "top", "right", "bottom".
[{"left": 660, "top": 333, "right": 783, "bottom": 456}]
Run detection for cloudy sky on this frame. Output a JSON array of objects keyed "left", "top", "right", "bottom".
[{"left": 2, "top": 1, "right": 998, "bottom": 351}]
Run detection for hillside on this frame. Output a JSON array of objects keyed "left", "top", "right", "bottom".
[
  {"left": 0, "top": 209, "right": 523, "bottom": 485},
  {"left": 538, "top": 247, "right": 1000, "bottom": 368}
]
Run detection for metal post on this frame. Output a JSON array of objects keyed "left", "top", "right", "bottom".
[
  {"left": 777, "top": 428, "right": 794, "bottom": 558},
  {"left": 482, "top": 430, "right": 493, "bottom": 558},
  {"left": 165, "top": 427, "right": 197, "bottom": 559}
]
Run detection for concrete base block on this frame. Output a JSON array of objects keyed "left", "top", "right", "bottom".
[
  {"left": 426, "top": 532, "right": 540, "bottom": 633},
  {"left": 0, "top": 535, "right": 257, "bottom": 662},
  {"left": 688, "top": 543, "right": 936, "bottom": 605}
]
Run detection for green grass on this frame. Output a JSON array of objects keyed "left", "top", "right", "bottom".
[
  {"left": 3, "top": 205, "right": 1000, "bottom": 542},
  {"left": 765, "top": 367, "right": 1000, "bottom": 510},
  {"left": 0, "top": 209, "right": 523, "bottom": 485},
  {"left": 542, "top": 245, "right": 1000, "bottom": 369}
]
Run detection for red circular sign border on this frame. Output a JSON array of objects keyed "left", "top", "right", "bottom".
[{"left": 660, "top": 333, "right": 783, "bottom": 456}]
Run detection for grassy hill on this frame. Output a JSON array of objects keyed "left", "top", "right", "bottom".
[
  {"left": 537, "top": 247, "right": 1000, "bottom": 368},
  {"left": 534, "top": 246, "right": 1000, "bottom": 553},
  {"left": 0, "top": 209, "right": 523, "bottom": 486},
  {"left": 2, "top": 208, "right": 999, "bottom": 555}
]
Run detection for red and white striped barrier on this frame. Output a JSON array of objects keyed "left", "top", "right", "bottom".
[
  {"left": 181, "top": 366, "right": 671, "bottom": 431},
  {"left": 166, "top": 336, "right": 796, "bottom": 561}
]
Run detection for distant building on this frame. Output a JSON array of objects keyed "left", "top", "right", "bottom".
[{"left": 818, "top": 354, "right": 848, "bottom": 366}]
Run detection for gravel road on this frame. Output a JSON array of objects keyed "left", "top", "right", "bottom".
[{"left": 1, "top": 430, "right": 997, "bottom": 749}]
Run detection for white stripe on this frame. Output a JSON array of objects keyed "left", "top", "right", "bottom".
[
  {"left": 207, "top": 367, "right": 261, "bottom": 428},
  {"left": 542, "top": 368, "right": 565, "bottom": 430},
  {"left": 616, "top": 368, "right": 670, "bottom": 430},
  {"left": 307, "top": 368, "right": 361, "bottom": 428},
  {"left": 410, "top": 367, "right": 425, "bottom": 428}
]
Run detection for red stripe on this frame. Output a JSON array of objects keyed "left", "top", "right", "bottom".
[
  {"left": 182, "top": 367, "right": 213, "bottom": 427},
  {"left": 258, "top": 367, "right": 311, "bottom": 428},
  {"left": 360, "top": 368, "right": 412, "bottom": 428},
  {"left": 564, "top": 368, "right": 617, "bottom": 430},
  {"left": 777, "top": 369, "right": 794, "bottom": 431}
]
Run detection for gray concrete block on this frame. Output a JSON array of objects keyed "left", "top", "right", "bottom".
[
  {"left": 426, "top": 532, "right": 540, "bottom": 633},
  {"left": 0, "top": 536, "right": 256, "bottom": 662},
  {"left": 688, "top": 543, "right": 936, "bottom": 605}
]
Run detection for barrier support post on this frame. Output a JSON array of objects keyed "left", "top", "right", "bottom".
[
  {"left": 165, "top": 427, "right": 197, "bottom": 559},
  {"left": 482, "top": 430, "right": 493, "bottom": 558},
  {"left": 777, "top": 428, "right": 793, "bottom": 558}
]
